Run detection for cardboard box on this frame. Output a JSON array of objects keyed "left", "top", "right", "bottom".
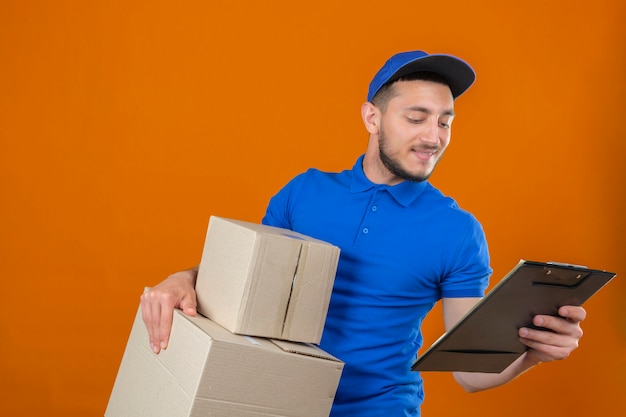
[
  {"left": 195, "top": 216, "right": 340, "bottom": 343},
  {"left": 106, "top": 307, "right": 344, "bottom": 417}
]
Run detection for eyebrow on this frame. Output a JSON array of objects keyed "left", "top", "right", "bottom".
[{"left": 406, "top": 106, "right": 455, "bottom": 117}]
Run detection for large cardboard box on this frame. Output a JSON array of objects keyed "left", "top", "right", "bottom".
[
  {"left": 195, "top": 216, "right": 340, "bottom": 344},
  {"left": 106, "top": 307, "right": 344, "bottom": 417}
]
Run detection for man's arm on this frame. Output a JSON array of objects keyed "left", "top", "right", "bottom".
[
  {"left": 140, "top": 266, "right": 199, "bottom": 354},
  {"left": 441, "top": 297, "right": 586, "bottom": 392}
]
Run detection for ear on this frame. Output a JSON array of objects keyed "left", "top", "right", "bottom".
[{"left": 361, "top": 102, "right": 381, "bottom": 135}]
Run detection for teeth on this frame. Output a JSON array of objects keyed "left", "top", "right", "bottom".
[{"left": 412, "top": 148, "right": 437, "bottom": 156}]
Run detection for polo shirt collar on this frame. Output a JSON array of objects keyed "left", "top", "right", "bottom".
[{"left": 350, "top": 154, "right": 428, "bottom": 207}]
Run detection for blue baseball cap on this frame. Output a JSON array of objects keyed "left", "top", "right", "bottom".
[{"left": 367, "top": 50, "right": 476, "bottom": 102}]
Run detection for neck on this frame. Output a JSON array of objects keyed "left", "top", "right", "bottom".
[{"left": 362, "top": 149, "right": 403, "bottom": 186}]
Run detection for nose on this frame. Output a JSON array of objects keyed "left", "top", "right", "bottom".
[{"left": 420, "top": 118, "right": 440, "bottom": 145}]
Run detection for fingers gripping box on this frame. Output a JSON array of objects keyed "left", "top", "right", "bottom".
[
  {"left": 195, "top": 216, "right": 340, "bottom": 344},
  {"left": 105, "top": 307, "right": 344, "bottom": 417}
]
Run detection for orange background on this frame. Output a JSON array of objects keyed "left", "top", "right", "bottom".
[{"left": 1, "top": 1, "right": 624, "bottom": 416}]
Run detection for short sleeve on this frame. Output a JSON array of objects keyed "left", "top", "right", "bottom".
[
  {"left": 440, "top": 216, "right": 492, "bottom": 298},
  {"left": 262, "top": 172, "right": 307, "bottom": 229}
]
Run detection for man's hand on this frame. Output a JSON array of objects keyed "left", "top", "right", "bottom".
[
  {"left": 449, "top": 301, "right": 587, "bottom": 392},
  {"left": 518, "top": 305, "right": 586, "bottom": 363},
  {"left": 140, "top": 267, "right": 198, "bottom": 354}
]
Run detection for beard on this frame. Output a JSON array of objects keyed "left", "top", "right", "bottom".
[{"left": 378, "top": 126, "right": 443, "bottom": 183}]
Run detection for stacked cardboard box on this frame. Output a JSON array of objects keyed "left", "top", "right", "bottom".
[
  {"left": 106, "top": 216, "right": 343, "bottom": 417},
  {"left": 195, "top": 216, "right": 340, "bottom": 343}
]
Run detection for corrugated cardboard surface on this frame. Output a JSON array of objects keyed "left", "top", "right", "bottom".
[
  {"left": 106, "top": 307, "right": 344, "bottom": 417},
  {"left": 195, "top": 216, "right": 340, "bottom": 343}
]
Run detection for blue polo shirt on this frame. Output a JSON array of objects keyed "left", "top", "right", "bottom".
[{"left": 263, "top": 155, "right": 491, "bottom": 417}]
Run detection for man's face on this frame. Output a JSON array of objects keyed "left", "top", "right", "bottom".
[{"left": 376, "top": 80, "right": 455, "bottom": 184}]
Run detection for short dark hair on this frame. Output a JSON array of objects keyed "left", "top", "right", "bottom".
[{"left": 370, "top": 71, "right": 451, "bottom": 111}]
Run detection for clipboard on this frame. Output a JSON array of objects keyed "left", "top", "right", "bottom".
[{"left": 412, "top": 260, "right": 617, "bottom": 373}]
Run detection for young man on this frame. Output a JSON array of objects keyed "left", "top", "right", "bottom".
[{"left": 140, "top": 51, "right": 585, "bottom": 416}]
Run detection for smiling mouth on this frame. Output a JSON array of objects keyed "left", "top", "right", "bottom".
[{"left": 413, "top": 147, "right": 439, "bottom": 160}]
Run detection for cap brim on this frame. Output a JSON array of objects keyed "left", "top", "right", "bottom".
[{"left": 389, "top": 54, "right": 476, "bottom": 98}]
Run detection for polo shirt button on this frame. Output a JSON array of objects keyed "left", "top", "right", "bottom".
[
  {"left": 371, "top": 205, "right": 378, "bottom": 212},
  {"left": 362, "top": 227, "right": 369, "bottom": 234}
]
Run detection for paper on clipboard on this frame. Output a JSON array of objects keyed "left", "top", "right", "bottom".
[{"left": 412, "top": 260, "right": 617, "bottom": 373}]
